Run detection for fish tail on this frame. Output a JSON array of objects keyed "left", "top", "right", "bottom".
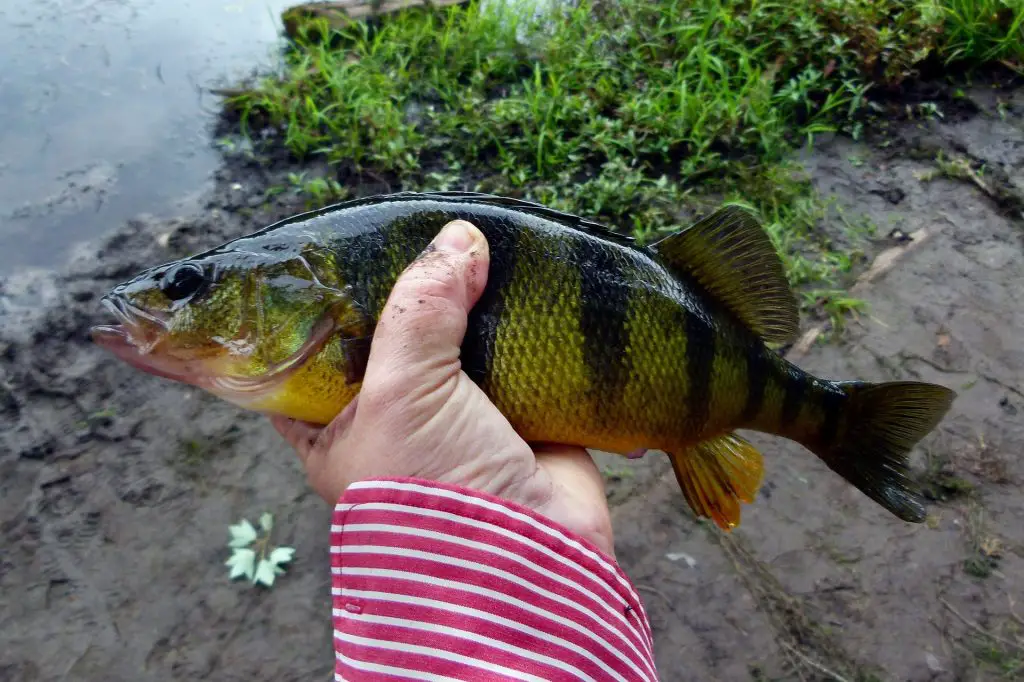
[
  {"left": 806, "top": 380, "right": 956, "bottom": 522},
  {"left": 665, "top": 379, "right": 955, "bottom": 530}
]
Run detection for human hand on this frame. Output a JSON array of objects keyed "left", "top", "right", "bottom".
[{"left": 270, "top": 220, "right": 615, "bottom": 557}]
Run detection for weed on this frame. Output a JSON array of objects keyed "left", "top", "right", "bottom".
[
  {"left": 171, "top": 427, "right": 241, "bottom": 484},
  {"left": 961, "top": 499, "right": 1003, "bottom": 579},
  {"left": 89, "top": 406, "right": 117, "bottom": 420},
  {"left": 600, "top": 464, "right": 635, "bottom": 483},
  {"left": 942, "top": 597, "right": 1024, "bottom": 680},
  {"left": 803, "top": 289, "right": 870, "bottom": 334},
  {"left": 938, "top": 0, "right": 1024, "bottom": 64},
  {"left": 219, "top": 0, "right": 1024, "bottom": 311},
  {"left": 226, "top": 512, "right": 296, "bottom": 588},
  {"left": 74, "top": 405, "right": 118, "bottom": 431},
  {"left": 971, "top": 636, "right": 1023, "bottom": 679},
  {"left": 179, "top": 438, "right": 214, "bottom": 469},
  {"left": 918, "top": 446, "right": 975, "bottom": 502}
]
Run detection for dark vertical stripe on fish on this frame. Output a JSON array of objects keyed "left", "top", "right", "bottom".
[
  {"left": 460, "top": 215, "right": 518, "bottom": 385},
  {"left": 684, "top": 311, "right": 715, "bottom": 434},
  {"left": 740, "top": 347, "right": 768, "bottom": 424},
  {"left": 577, "top": 240, "right": 632, "bottom": 403},
  {"left": 333, "top": 228, "right": 388, "bottom": 318},
  {"left": 817, "top": 384, "right": 844, "bottom": 449},
  {"left": 780, "top": 371, "right": 806, "bottom": 429}
]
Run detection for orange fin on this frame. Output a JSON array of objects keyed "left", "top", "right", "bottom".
[{"left": 667, "top": 433, "right": 765, "bottom": 531}]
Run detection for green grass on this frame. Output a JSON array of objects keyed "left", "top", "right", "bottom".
[
  {"left": 971, "top": 637, "right": 1023, "bottom": 679},
  {"left": 220, "top": 0, "right": 1024, "bottom": 303}
]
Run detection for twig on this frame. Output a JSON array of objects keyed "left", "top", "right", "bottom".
[
  {"left": 636, "top": 584, "right": 674, "bottom": 609},
  {"left": 778, "top": 640, "right": 851, "bottom": 682},
  {"left": 855, "top": 228, "right": 932, "bottom": 286},
  {"left": 208, "top": 87, "right": 253, "bottom": 98},
  {"left": 361, "top": 169, "right": 393, "bottom": 193},
  {"left": 786, "top": 228, "right": 933, "bottom": 361},
  {"left": 1008, "top": 595, "right": 1024, "bottom": 630},
  {"left": 940, "top": 598, "right": 1024, "bottom": 652},
  {"left": 978, "top": 372, "right": 1024, "bottom": 401},
  {"left": 1000, "top": 59, "right": 1024, "bottom": 75}
]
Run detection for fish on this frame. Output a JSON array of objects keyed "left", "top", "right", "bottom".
[{"left": 91, "top": 191, "right": 956, "bottom": 530}]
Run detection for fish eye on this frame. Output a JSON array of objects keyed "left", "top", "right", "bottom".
[{"left": 160, "top": 262, "right": 206, "bottom": 301}]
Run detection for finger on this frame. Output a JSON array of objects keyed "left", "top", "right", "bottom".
[
  {"left": 269, "top": 415, "right": 323, "bottom": 467},
  {"left": 362, "top": 220, "right": 490, "bottom": 396}
]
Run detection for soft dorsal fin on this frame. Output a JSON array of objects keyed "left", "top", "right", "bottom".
[{"left": 652, "top": 205, "right": 799, "bottom": 344}]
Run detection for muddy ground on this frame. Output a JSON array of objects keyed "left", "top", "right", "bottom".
[{"left": 2, "top": 83, "right": 1023, "bottom": 681}]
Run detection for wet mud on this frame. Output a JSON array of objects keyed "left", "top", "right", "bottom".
[{"left": 2, "top": 84, "right": 1023, "bottom": 680}]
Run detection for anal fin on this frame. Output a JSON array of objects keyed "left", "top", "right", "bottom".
[{"left": 667, "top": 433, "right": 765, "bottom": 531}]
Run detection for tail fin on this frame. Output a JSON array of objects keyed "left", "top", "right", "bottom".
[{"left": 814, "top": 381, "right": 956, "bottom": 522}]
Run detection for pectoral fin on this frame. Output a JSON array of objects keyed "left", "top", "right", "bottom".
[{"left": 667, "top": 433, "right": 765, "bottom": 531}]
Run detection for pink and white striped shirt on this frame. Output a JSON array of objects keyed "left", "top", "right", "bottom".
[{"left": 330, "top": 478, "right": 658, "bottom": 681}]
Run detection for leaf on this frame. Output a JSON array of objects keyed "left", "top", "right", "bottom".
[
  {"left": 226, "top": 548, "right": 256, "bottom": 581},
  {"left": 260, "top": 512, "right": 274, "bottom": 532},
  {"left": 268, "top": 546, "right": 295, "bottom": 566},
  {"left": 253, "top": 559, "right": 276, "bottom": 587},
  {"left": 228, "top": 519, "right": 258, "bottom": 548}
]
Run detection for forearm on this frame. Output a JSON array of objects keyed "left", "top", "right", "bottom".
[{"left": 330, "top": 478, "right": 658, "bottom": 681}]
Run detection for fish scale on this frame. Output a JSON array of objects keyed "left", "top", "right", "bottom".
[{"left": 92, "top": 191, "right": 957, "bottom": 530}]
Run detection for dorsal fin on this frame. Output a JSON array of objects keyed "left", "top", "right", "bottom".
[
  {"left": 245, "top": 190, "right": 640, "bottom": 248},
  {"left": 652, "top": 205, "right": 799, "bottom": 344},
  {"left": 417, "top": 191, "right": 639, "bottom": 247}
]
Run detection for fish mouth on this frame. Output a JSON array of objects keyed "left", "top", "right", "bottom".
[
  {"left": 91, "top": 324, "right": 207, "bottom": 384},
  {"left": 94, "top": 295, "right": 168, "bottom": 345},
  {"left": 91, "top": 294, "right": 341, "bottom": 401},
  {"left": 91, "top": 295, "right": 207, "bottom": 385}
]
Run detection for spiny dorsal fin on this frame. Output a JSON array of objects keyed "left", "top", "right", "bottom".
[
  {"left": 652, "top": 205, "right": 799, "bottom": 344},
  {"left": 258, "top": 190, "right": 640, "bottom": 248},
  {"left": 667, "top": 433, "right": 765, "bottom": 531},
  {"left": 418, "top": 191, "right": 639, "bottom": 247}
]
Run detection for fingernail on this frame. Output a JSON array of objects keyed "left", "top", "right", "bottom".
[{"left": 432, "top": 220, "right": 477, "bottom": 253}]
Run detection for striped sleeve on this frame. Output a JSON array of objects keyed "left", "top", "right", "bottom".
[{"left": 330, "top": 478, "right": 659, "bottom": 681}]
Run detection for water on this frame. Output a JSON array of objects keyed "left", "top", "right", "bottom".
[{"left": 0, "top": 0, "right": 297, "bottom": 273}]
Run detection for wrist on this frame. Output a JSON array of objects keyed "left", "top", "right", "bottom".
[
  {"left": 434, "top": 443, "right": 546, "bottom": 508},
  {"left": 486, "top": 459, "right": 617, "bottom": 560}
]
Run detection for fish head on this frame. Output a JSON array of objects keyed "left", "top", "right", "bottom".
[{"left": 91, "top": 241, "right": 368, "bottom": 422}]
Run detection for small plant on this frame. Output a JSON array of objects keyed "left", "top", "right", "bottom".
[{"left": 225, "top": 512, "right": 296, "bottom": 588}]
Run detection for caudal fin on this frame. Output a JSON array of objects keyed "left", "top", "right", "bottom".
[{"left": 814, "top": 381, "right": 956, "bottom": 522}]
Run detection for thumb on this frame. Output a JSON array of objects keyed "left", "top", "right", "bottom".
[{"left": 361, "top": 220, "right": 490, "bottom": 396}]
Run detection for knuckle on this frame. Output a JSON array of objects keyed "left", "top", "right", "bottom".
[
  {"left": 408, "top": 275, "right": 462, "bottom": 308},
  {"left": 378, "top": 282, "right": 466, "bottom": 348},
  {"left": 403, "top": 251, "right": 466, "bottom": 301}
]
